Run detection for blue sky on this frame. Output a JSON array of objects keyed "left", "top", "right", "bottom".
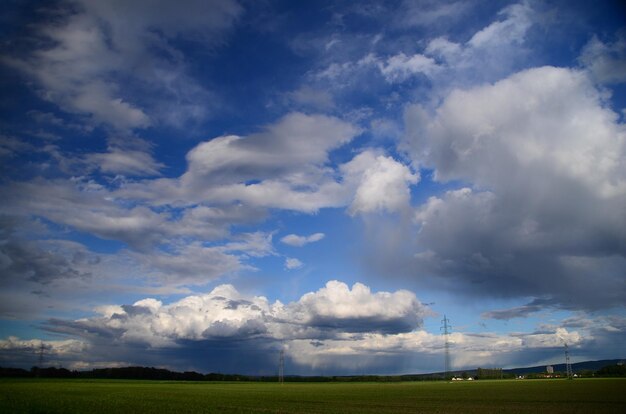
[{"left": 1, "top": 0, "right": 625, "bottom": 375}]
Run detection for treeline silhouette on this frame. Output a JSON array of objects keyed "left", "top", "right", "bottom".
[
  {"left": 1, "top": 363, "right": 624, "bottom": 381},
  {"left": 0, "top": 366, "right": 444, "bottom": 381}
]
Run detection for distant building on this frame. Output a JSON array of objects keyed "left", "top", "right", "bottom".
[{"left": 546, "top": 365, "right": 554, "bottom": 374}]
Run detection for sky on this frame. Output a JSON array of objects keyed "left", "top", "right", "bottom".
[{"left": 0, "top": 0, "right": 625, "bottom": 376}]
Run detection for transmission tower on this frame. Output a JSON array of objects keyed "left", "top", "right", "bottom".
[
  {"left": 278, "top": 348, "right": 285, "bottom": 384},
  {"left": 564, "top": 342, "right": 573, "bottom": 380},
  {"left": 440, "top": 315, "right": 451, "bottom": 380},
  {"left": 38, "top": 341, "right": 45, "bottom": 367}
]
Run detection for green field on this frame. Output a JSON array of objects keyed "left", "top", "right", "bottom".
[{"left": 1, "top": 378, "right": 625, "bottom": 413}]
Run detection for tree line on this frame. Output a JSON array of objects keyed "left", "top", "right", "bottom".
[{"left": 0, "top": 363, "right": 624, "bottom": 381}]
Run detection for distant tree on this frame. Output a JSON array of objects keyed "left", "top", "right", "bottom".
[
  {"left": 0, "top": 367, "right": 31, "bottom": 378},
  {"left": 596, "top": 364, "right": 626, "bottom": 377}
]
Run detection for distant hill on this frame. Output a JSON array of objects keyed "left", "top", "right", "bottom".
[
  {"left": 400, "top": 359, "right": 625, "bottom": 379},
  {"left": 1, "top": 359, "right": 624, "bottom": 381},
  {"left": 504, "top": 359, "right": 624, "bottom": 375}
]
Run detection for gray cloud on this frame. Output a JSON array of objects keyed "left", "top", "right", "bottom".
[
  {"left": 87, "top": 149, "right": 164, "bottom": 177},
  {"left": 3, "top": 0, "right": 241, "bottom": 130},
  {"left": 182, "top": 112, "right": 359, "bottom": 187},
  {"left": 0, "top": 217, "right": 96, "bottom": 286},
  {"left": 481, "top": 304, "right": 544, "bottom": 321},
  {"left": 579, "top": 33, "right": 626, "bottom": 84}
]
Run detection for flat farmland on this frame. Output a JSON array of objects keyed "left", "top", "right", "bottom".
[{"left": 1, "top": 378, "right": 624, "bottom": 413}]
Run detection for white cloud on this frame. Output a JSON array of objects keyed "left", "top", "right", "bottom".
[
  {"left": 418, "top": 2, "right": 534, "bottom": 89},
  {"left": 0, "top": 180, "right": 278, "bottom": 288},
  {"left": 87, "top": 149, "right": 163, "bottom": 176},
  {"left": 280, "top": 233, "right": 325, "bottom": 247},
  {"left": 379, "top": 53, "right": 441, "bottom": 83},
  {"left": 467, "top": 2, "right": 532, "bottom": 49},
  {"left": 5, "top": 280, "right": 611, "bottom": 374},
  {"left": 284, "top": 258, "right": 303, "bottom": 270},
  {"left": 0, "top": 336, "right": 87, "bottom": 355},
  {"left": 0, "top": 336, "right": 89, "bottom": 368},
  {"left": 182, "top": 112, "right": 359, "bottom": 186},
  {"left": 344, "top": 152, "right": 419, "bottom": 215},
  {"left": 285, "top": 281, "right": 428, "bottom": 334},
  {"left": 45, "top": 281, "right": 429, "bottom": 347},
  {"left": 118, "top": 112, "right": 363, "bottom": 212},
  {"left": 405, "top": 66, "right": 626, "bottom": 196},
  {"left": 1, "top": 179, "right": 268, "bottom": 251},
  {"left": 399, "top": 66, "right": 626, "bottom": 309}
]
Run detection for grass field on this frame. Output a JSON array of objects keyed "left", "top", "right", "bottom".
[{"left": 1, "top": 378, "right": 625, "bottom": 413}]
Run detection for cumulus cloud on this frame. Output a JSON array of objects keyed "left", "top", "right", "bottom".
[
  {"left": 280, "top": 233, "right": 325, "bottom": 247},
  {"left": 42, "top": 281, "right": 428, "bottom": 349},
  {"left": 398, "top": 66, "right": 626, "bottom": 309},
  {"left": 283, "top": 281, "right": 427, "bottom": 334},
  {"left": 4, "top": 279, "right": 618, "bottom": 374},
  {"left": 24, "top": 281, "right": 429, "bottom": 372},
  {"left": 343, "top": 151, "right": 419, "bottom": 215},
  {"left": 20, "top": 281, "right": 600, "bottom": 374}
]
